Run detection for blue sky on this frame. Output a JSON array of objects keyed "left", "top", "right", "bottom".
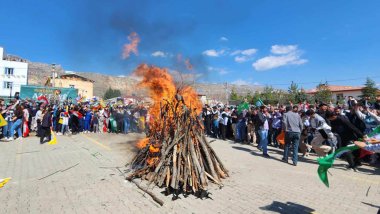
[{"left": 1, "top": 0, "right": 380, "bottom": 89}]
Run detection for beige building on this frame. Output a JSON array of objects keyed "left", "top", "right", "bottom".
[{"left": 53, "top": 74, "right": 94, "bottom": 98}]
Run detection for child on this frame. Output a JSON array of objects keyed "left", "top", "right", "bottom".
[
  {"left": 61, "top": 112, "right": 69, "bottom": 135},
  {"left": 92, "top": 111, "right": 99, "bottom": 133}
]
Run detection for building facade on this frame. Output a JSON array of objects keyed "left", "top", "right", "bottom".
[
  {"left": 306, "top": 85, "right": 364, "bottom": 102},
  {"left": 53, "top": 74, "right": 94, "bottom": 98},
  {"left": 0, "top": 47, "right": 28, "bottom": 98}
]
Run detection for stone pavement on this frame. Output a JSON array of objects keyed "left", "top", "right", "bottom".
[{"left": 0, "top": 133, "right": 379, "bottom": 214}]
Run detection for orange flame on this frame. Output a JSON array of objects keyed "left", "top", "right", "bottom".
[
  {"left": 122, "top": 32, "right": 140, "bottom": 59},
  {"left": 134, "top": 64, "right": 202, "bottom": 166},
  {"left": 134, "top": 64, "right": 202, "bottom": 118},
  {"left": 136, "top": 138, "right": 149, "bottom": 149}
]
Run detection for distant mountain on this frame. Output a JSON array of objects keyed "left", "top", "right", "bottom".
[{"left": 27, "top": 62, "right": 263, "bottom": 101}]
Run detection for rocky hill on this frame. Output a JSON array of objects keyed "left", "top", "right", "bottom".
[{"left": 27, "top": 62, "right": 262, "bottom": 101}]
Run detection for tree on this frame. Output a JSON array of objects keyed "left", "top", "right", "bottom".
[
  {"left": 261, "top": 85, "right": 276, "bottom": 105},
  {"left": 287, "top": 81, "right": 299, "bottom": 103},
  {"left": 245, "top": 92, "right": 253, "bottom": 104},
  {"left": 362, "top": 77, "right": 378, "bottom": 100},
  {"left": 230, "top": 87, "right": 241, "bottom": 101},
  {"left": 296, "top": 88, "right": 309, "bottom": 103},
  {"left": 314, "top": 82, "right": 332, "bottom": 104},
  {"left": 103, "top": 87, "right": 122, "bottom": 100}
]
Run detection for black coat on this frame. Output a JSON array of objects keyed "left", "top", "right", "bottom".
[
  {"left": 330, "top": 115, "right": 363, "bottom": 145},
  {"left": 41, "top": 112, "right": 52, "bottom": 128}
]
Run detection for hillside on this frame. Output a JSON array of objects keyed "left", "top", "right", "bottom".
[{"left": 27, "top": 62, "right": 262, "bottom": 101}]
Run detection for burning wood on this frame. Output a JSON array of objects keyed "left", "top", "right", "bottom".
[{"left": 127, "top": 64, "right": 228, "bottom": 199}]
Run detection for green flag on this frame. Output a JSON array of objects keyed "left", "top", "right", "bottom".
[
  {"left": 317, "top": 145, "right": 359, "bottom": 187},
  {"left": 237, "top": 102, "right": 249, "bottom": 114},
  {"left": 317, "top": 125, "right": 380, "bottom": 187}
]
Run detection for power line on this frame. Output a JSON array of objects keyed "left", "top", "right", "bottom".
[{"left": 262, "top": 75, "right": 380, "bottom": 86}]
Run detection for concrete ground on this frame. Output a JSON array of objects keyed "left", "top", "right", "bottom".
[{"left": 0, "top": 133, "right": 379, "bottom": 214}]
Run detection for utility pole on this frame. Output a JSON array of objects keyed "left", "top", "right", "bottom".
[
  {"left": 224, "top": 82, "right": 229, "bottom": 105},
  {"left": 9, "top": 83, "right": 12, "bottom": 100},
  {"left": 51, "top": 63, "right": 56, "bottom": 87}
]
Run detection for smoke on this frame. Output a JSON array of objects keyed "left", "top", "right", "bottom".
[
  {"left": 122, "top": 32, "right": 140, "bottom": 59},
  {"left": 63, "top": 0, "right": 252, "bottom": 77}
]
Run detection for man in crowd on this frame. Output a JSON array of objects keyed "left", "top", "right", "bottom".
[
  {"left": 257, "top": 106, "right": 271, "bottom": 158},
  {"left": 282, "top": 105, "right": 303, "bottom": 166}
]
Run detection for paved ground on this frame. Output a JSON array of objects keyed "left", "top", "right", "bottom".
[{"left": 0, "top": 133, "right": 379, "bottom": 214}]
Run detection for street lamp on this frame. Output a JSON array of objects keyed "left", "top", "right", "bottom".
[{"left": 51, "top": 63, "right": 56, "bottom": 87}]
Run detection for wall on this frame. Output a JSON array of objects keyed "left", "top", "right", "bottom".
[
  {"left": 53, "top": 78, "right": 93, "bottom": 98},
  {"left": 0, "top": 58, "right": 28, "bottom": 97},
  {"left": 332, "top": 90, "right": 362, "bottom": 102}
]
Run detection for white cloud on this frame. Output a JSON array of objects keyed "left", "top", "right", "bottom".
[
  {"left": 234, "top": 56, "right": 250, "bottom": 63},
  {"left": 252, "top": 45, "right": 307, "bottom": 71},
  {"left": 231, "top": 79, "right": 250, "bottom": 85},
  {"left": 220, "top": 37, "right": 228, "bottom": 41},
  {"left": 241, "top": 48, "right": 257, "bottom": 56},
  {"left": 271, "top": 45, "right": 298, "bottom": 55},
  {"left": 202, "top": 49, "right": 225, "bottom": 57},
  {"left": 208, "top": 66, "right": 229, "bottom": 75},
  {"left": 232, "top": 48, "right": 258, "bottom": 63},
  {"left": 231, "top": 48, "right": 257, "bottom": 56},
  {"left": 151, "top": 51, "right": 167, "bottom": 57}
]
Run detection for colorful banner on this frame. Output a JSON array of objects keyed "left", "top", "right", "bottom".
[{"left": 20, "top": 85, "right": 78, "bottom": 103}]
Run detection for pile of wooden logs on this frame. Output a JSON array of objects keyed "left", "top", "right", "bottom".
[{"left": 127, "top": 97, "right": 228, "bottom": 199}]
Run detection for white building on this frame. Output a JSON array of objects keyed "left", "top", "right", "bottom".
[
  {"left": 306, "top": 85, "right": 364, "bottom": 102},
  {"left": 0, "top": 47, "right": 28, "bottom": 98}
]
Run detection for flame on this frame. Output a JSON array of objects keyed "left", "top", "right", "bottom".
[
  {"left": 134, "top": 64, "right": 202, "bottom": 167},
  {"left": 134, "top": 64, "right": 202, "bottom": 117},
  {"left": 149, "top": 145, "right": 160, "bottom": 153},
  {"left": 122, "top": 32, "right": 140, "bottom": 59},
  {"left": 136, "top": 138, "right": 149, "bottom": 149}
]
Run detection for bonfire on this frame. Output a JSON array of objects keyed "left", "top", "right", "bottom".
[{"left": 127, "top": 64, "right": 228, "bottom": 201}]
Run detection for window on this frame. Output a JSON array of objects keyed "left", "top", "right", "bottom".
[
  {"left": 69, "top": 85, "right": 75, "bottom": 88},
  {"left": 3, "top": 81, "right": 13, "bottom": 89},
  {"left": 4, "top": 67, "right": 14, "bottom": 75},
  {"left": 336, "top": 93, "right": 344, "bottom": 101}
]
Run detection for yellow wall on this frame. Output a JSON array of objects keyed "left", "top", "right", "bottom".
[{"left": 54, "top": 78, "right": 94, "bottom": 98}]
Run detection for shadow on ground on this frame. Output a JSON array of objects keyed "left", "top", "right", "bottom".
[{"left": 259, "top": 201, "right": 315, "bottom": 214}]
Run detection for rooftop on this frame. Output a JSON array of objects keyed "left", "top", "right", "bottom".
[
  {"left": 59, "top": 74, "right": 95, "bottom": 83},
  {"left": 306, "top": 85, "right": 363, "bottom": 94}
]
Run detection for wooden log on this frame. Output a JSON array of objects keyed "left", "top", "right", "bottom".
[
  {"left": 170, "top": 144, "right": 178, "bottom": 189},
  {"left": 189, "top": 138, "right": 207, "bottom": 190},
  {"left": 197, "top": 134, "right": 220, "bottom": 182},
  {"left": 129, "top": 179, "right": 164, "bottom": 206}
]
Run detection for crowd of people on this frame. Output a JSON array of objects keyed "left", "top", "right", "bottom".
[
  {"left": 0, "top": 98, "right": 150, "bottom": 144},
  {"left": 2, "top": 94, "right": 380, "bottom": 171},
  {"left": 201, "top": 95, "right": 380, "bottom": 169}
]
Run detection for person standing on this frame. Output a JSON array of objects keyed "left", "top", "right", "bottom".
[
  {"left": 282, "top": 105, "right": 303, "bottom": 166},
  {"left": 84, "top": 107, "right": 93, "bottom": 133},
  {"left": 35, "top": 105, "right": 44, "bottom": 137},
  {"left": 257, "top": 106, "right": 271, "bottom": 158},
  {"left": 61, "top": 112, "right": 69, "bottom": 135},
  {"left": 271, "top": 110, "right": 282, "bottom": 148},
  {"left": 9, "top": 104, "right": 23, "bottom": 141},
  {"left": 3, "top": 104, "right": 15, "bottom": 141},
  {"left": 40, "top": 107, "right": 52, "bottom": 144}
]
